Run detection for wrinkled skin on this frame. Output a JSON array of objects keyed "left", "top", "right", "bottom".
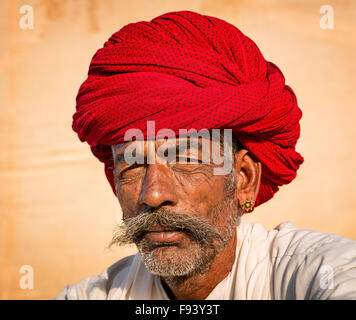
[{"left": 112, "top": 136, "right": 261, "bottom": 299}]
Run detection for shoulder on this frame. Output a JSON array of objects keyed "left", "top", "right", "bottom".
[
  {"left": 54, "top": 254, "right": 136, "bottom": 300},
  {"left": 269, "top": 222, "right": 356, "bottom": 299}
]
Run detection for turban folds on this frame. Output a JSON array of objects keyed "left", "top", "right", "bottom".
[{"left": 73, "top": 10, "right": 304, "bottom": 207}]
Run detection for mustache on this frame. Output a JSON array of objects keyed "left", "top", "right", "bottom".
[{"left": 108, "top": 208, "right": 225, "bottom": 248}]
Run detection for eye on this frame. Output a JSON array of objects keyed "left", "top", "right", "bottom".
[
  {"left": 170, "top": 158, "right": 205, "bottom": 174},
  {"left": 119, "top": 163, "right": 146, "bottom": 179}
]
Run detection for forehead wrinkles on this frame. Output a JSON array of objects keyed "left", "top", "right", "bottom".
[{"left": 111, "top": 134, "right": 226, "bottom": 165}]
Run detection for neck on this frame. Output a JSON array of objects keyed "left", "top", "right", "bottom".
[{"left": 161, "top": 230, "right": 237, "bottom": 300}]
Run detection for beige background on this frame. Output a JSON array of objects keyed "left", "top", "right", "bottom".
[{"left": 1, "top": 0, "right": 355, "bottom": 299}]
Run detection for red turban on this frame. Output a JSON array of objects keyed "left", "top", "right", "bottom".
[{"left": 73, "top": 10, "right": 303, "bottom": 207}]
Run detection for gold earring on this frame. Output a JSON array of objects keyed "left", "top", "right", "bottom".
[{"left": 241, "top": 200, "right": 254, "bottom": 212}]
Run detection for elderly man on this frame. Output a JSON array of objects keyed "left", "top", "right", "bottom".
[{"left": 56, "top": 11, "right": 356, "bottom": 300}]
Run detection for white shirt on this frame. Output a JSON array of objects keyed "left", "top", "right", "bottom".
[{"left": 55, "top": 218, "right": 356, "bottom": 300}]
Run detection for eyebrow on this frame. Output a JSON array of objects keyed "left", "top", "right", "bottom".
[
  {"left": 165, "top": 139, "right": 203, "bottom": 156},
  {"left": 113, "top": 139, "right": 206, "bottom": 166}
]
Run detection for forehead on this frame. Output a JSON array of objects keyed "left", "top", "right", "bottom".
[{"left": 111, "top": 134, "right": 221, "bottom": 155}]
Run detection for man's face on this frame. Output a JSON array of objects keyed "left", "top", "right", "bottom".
[{"left": 110, "top": 135, "right": 239, "bottom": 278}]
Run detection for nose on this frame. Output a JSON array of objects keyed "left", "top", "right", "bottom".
[{"left": 138, "top": 163, "right": 178, "bottom": 209}]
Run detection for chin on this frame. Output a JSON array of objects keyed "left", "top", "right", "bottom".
[{"left": 139, "top": 242, "right": 215, "bottom": 278}]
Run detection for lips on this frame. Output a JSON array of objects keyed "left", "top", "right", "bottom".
[
  {"left": 144, "top": 224, "right": 184, "bottom": 242},
  {"left": 145, "top": 230, "right": 184, "bottom": 242}
]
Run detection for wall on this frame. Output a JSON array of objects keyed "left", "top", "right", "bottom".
[{"left": 1, "top": 0, "right": 355, "bottom": 299}]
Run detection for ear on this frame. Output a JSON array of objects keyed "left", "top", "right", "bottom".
[{"left": 233, "top": 149, "right": 262, "bottom": 215}]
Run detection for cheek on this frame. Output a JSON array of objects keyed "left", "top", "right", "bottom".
[
  {"left": 175, "top": 172, "right": 227, "bottom": 214},
  {"left": 117, "top": 183, "right": 141, "bottom": 217}
]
